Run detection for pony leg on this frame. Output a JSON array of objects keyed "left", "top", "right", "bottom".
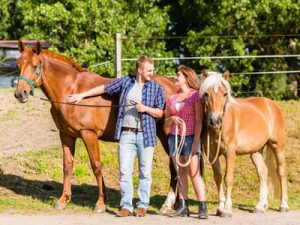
[
  {"left": 81, "top": 130, "right": 106, "bottom": 213},
  {"left": 222, "top": 150, "right": 236, "bottom": 217},
  {"left": 211, "top": 158, "right": 225, "bottom": 215},
  {"left": 55, "top": 132, "right": 76, "bottom": 210},
  {"left": 268, "top": 143, "right": 289, "bottom": 212},
  {"left": 251, "top": 151, "right": 268, "bottom": 213}
]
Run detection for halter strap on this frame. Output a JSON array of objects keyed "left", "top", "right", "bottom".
[{"left": 18, "top": 64, "right": 43, "bottom": 96}]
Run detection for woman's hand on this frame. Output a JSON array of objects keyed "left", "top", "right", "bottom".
[
  {"left": 66, "top": 93, "right": 84, "bottom": 104},
  {"left": 171, "top": 116, "right": 184, "bottom": 125},
  {"left": 191, "top": 140, "right": 200, "bottom": 154}
]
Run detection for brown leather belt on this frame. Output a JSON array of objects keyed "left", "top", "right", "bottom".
[{"left": 122, "top": 127, "right": 143, "bottom": 132}]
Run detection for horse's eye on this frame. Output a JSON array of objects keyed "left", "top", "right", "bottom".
[
  {"left": 204, "top": 92, "right": 209, "bottom": 98},
  {"left": 223, "top": 93, "right": 228, "bottom": 97},
  {"left": 33, "top": 65, "right": 37, "bottom": 70}
]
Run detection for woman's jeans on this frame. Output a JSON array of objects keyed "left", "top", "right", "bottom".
[{"left": 118, "top": 131, "right": 154, "bottom": 212}]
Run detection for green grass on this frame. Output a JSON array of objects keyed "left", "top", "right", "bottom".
[{"left": 0, "top": 100, "right": 299, "bottom": 214}]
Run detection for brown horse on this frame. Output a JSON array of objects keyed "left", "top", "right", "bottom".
[
  {"left": 200, "top": 71, "right": 288, "bottom": 217},
  {"left": 14, "top": 40, "right": 179, "bottom": 212}
]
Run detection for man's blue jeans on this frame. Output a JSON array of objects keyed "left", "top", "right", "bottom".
[{"left": 118, "top": 131, "right": 154, "bottom": 212}]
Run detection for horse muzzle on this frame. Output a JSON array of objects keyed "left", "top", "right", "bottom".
[
  {"left": 208, "top": 113, "right": 223, "bottom": 129},
  {"left": 14, "top": 90, "right": 29, "bottom": 103}
]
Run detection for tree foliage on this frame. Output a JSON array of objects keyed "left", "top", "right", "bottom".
[
  {"left": 163, "top": 0, "right": 300, "bottom": 99},
  {"left": 1, "top": 0, "right": 300, "bottom": 99}
]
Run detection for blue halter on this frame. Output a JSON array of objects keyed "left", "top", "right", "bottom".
[{"left": 18, "top": 64, "right": 43, "bottom": 96}]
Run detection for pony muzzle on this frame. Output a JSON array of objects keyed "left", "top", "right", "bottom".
[{"left": 209, "top": 113, "right": 223, "bottom": 129}]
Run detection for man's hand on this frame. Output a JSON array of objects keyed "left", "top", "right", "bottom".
[
  {"left": 135, "top": 102, "right": 147, "bottom": 113},
  {"left": 66, "top": 93, "right": 84, "bottom": 104}
]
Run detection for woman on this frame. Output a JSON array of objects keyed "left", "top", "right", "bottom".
[{"left": 164, "top": 65, "right": 207, "bottom": 219}]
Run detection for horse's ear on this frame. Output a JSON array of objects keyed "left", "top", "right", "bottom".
[
  {"left": 33, "top": 41, "right": 42, "bottom": 55},
  {"left": 18, "top": 40, "right": 25, "bottom": 52},
  {"left": 223, "top": 70, "right": 230, "bottom": 80},
  {"left": 202, "top": 69, "right": 209, "bottom": 78}
]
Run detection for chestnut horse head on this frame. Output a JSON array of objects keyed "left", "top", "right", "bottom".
[
  {"left": 15, "top": 41, "right": 44, "bottom": 102},
  {"left": 15, "top": 40, "right": 85, "bottom": 103},
  {"left": 198, "top": 70, "right": 288, "bottom": 217},
  {"left": 14, "top": 40, "right": 179, "bottom": 213}
]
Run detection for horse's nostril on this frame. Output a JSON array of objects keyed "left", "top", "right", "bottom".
[
  {"left": 23, "top": 90, "right": 27, "bottom": 95},
  {"left": 219, "top": 117, "right": 223, "bottom": 125}
]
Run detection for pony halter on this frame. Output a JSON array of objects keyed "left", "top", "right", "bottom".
[{"left": 18, "top": 64, "right": 43, "bottom": 96}]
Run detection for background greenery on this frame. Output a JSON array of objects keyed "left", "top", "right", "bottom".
[{"left": 1, "top": 0, "right": 300, "bottom": 99}]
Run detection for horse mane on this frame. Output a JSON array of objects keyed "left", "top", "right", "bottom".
[
  {"left": 40, "top": 49, "right": 88, "bottom": 72},
  {"left": 200, "top": 71, "right": 237, "bottom": 105}
]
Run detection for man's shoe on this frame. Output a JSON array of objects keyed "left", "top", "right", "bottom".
[
  {"left": 135, "top": 207, "right": 147, "bottom": 217},
  {"left": 116, "top": 208, "right": 132, "bottom": 217}
]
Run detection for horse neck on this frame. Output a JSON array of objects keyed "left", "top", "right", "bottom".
[{"left": 41, "top": 57, "right": 78, "bottom": 101}]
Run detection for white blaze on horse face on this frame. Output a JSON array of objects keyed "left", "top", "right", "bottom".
[{"left": 207, "top": 87, "right": 227, "bottom": 129}]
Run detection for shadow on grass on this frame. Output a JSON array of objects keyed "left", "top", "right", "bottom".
[
  {"left": 0, "top": 173, "right": 121, "bottom": 212},
  {"left": 0, "top": 173, "right": 177, "bottom": 214}
]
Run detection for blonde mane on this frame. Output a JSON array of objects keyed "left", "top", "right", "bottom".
[{"left": 200, "top": 71, "right": 237, "bottom": 105}]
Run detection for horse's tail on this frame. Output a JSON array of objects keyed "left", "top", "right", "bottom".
[{"left": 265, "top": 146, "right": 281, "bottom": 199}]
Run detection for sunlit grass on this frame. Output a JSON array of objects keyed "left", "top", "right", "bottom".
[{"left": 0, "top": 100, "right": 299, "bottom": 214}]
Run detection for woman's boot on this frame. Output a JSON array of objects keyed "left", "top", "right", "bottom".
[
  {"left": 169, "top": 199, "right": 189, "bottom": 217},
  {"left": 198, "top": 201, "right": 208, "bottom": 219}
]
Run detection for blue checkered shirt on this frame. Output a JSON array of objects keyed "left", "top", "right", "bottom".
[{"left": 104, "top": 75, "right": 165, "bottom": 147}]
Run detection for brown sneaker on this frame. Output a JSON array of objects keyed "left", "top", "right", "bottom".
[
  {"left": 116, "top": 208, "right": 132, "bottom": 217},
  {"left": 135, "top": 207, "right": 147, "bottom": 217}
]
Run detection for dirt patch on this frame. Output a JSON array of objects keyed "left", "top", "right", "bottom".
[
  {"left": 0, "top": 88, "right": 60, "bottom": 156},
  {"left": 0, "top": 211, "right": 300, "bottom": 225}
]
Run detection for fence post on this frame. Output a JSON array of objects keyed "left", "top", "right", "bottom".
[{"left": 115, "top": 33, "right": 122, "bottom": 78}]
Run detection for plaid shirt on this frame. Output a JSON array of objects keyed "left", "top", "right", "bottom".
[{"left": 105, "top": 75, "right": 165, "bottom": 147}]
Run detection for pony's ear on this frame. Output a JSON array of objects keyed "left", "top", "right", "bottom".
[
  {"left": 201, "top": 69, "right": 209, "bottom": 78},
  {"left": 223, "top": 70, "right": 230, "bottom": 80},
  {"left": 33, "top": 41, "right": 42, "bottom": 55},
  {"left": 18, "top": 40, "right": 25, "bottom": 52}
]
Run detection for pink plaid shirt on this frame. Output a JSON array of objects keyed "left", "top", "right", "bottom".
[{"left": 167, "top": 89, "right": 200, "bottom": 136}]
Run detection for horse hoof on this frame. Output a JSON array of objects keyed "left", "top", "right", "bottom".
[
  {"left": 279, "top": 207, "right": 289, "bottom": 213},
  {"left": 253, "top": 208, "right": 265, "bottom": 213},
  {"left": 94, "top": 205, "right": 106, "bottom": 213},
  {"left": 54, "top": 202, "right": 67, "bottom": 210},
  {"left": 158, "top": 206, "right": 173, "bottom": 215},
  {"left": 220, "top": 211, "right": 233, "bottom": 218},
  {"left": 216, "top": 209, "right": 222, "bottom": 216}
]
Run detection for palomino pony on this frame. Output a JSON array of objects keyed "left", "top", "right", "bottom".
[
  {"left": 200, "top": 71, "right": 288, "bottom": 217},
  {"left": 14, "top": 40, "right": 179, "bottom": 212}
]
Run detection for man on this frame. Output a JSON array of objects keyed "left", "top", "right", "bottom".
[{"left": 67, "top": 55, "right": 165, "bottom": 217}]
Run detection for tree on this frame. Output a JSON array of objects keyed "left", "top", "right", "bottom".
[
  {"left": 13, "top": 0, "right": 175, "bottom": 77},
  {"left": 162, "top": 0, "right": 300, "bottom": 98}
]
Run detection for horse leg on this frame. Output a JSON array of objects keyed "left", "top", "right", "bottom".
[
  {"left": 81, "top": 130, "right": 106, "bottom": 213},
  {"left": 158, "top": 132, "right": 177, "bottom": 214},
  {"left": 55, "top": 132, "right": 76, "bottom": 210},
  {"left": 251, "top": 151, "right": 268, "bottom": 213},
  {"left": 221, "top": 149, "right": 236, "bottom": 217},
  {"left": 211, "top": 157, "right": 225, "bottom": 216},
  {"left": 267, "top": 142, "right": 289, "bottom": 212}
]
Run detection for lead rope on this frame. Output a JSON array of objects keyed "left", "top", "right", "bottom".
[
  {"left": 205, "top": 129, "right": 222, "bottom": 165},
  {"left": 175, "top": 121, "right": 191, "bottom": 167}
]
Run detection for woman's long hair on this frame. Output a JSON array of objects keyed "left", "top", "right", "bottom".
[{"left": 177, "top": 65, "right": 200, "bottom": 91}]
